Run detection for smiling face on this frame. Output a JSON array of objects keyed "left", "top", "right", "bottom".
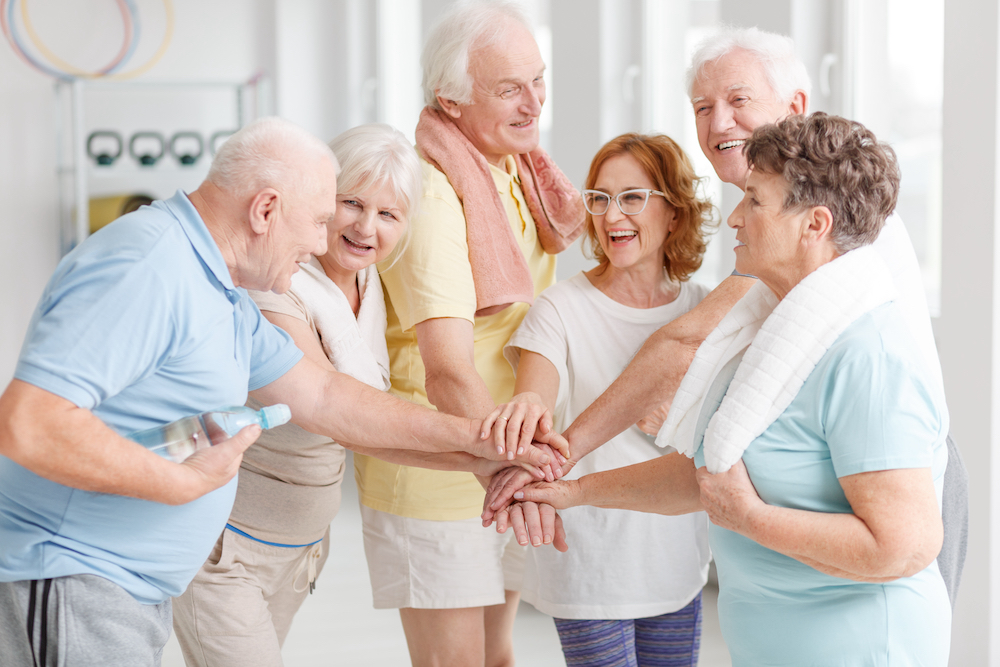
[
  {"left": 318, "top": 182, "right": 408, "bottom": 287},
  {"left": 590, "top": 153, "right": 676, "bottom": 274},
  {"left": 727, "top": 167, "right": 810, "bottom": 296},
  {"left": 691, "top": 49, "right": 802, "bottom": 188},
  {"left": 441, "top": 21, "right": 546, "bottom": 167}
]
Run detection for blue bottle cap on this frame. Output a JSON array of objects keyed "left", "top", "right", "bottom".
[{"left": 259, "top": 403, "right": 292, "bottom": 429}]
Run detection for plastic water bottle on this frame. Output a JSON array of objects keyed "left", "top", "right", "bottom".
[{"left": 127, "top": 404, "right": 292, "bottom": 463}]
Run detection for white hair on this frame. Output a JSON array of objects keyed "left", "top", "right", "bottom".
[
  {"left": 329, "top": 123, "right": 422, "bottom": 263},
  {"left": 422, "top": 0, "right": 533, "bottom": 108},
  {"left": 686, "top": 26, "right": 812, "bottom": 104},
  {"left": 207, "top": 117, "right": 339, "bottom": 199}
]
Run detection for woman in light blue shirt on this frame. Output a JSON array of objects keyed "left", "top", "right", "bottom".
[{"left": 507, "top": 113, "right": 950, "bottom": 666}]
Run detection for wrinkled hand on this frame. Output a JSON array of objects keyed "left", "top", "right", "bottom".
[
  {"left": 471, "top": 427, "right": 555, "bottom": 470},
  {"left": 637, "top": 400, "right": 671, "bottom": 436},
  {"left": 176, "top": 424, "right": 260, "bottom": 504},
  {"left": 512, "top": 478, "right": 582, "bottom": 512},
  {"left": 481, "top": 443, "right": 572, "bottom": 525},
  {"left": 526, "top": 442, "right": 564, "bottom": 482},
  {"left": 482, "top": 466, "right": 537, "bottom": 526},
  {"left": 482, "top": 393, "right": 571, "bottom": 462},
  {"left": 695, "top": 459, "right": 764, "bottom": 534},
  {"left": 495, "top": 501, "right": 568, "bottom": 552}
]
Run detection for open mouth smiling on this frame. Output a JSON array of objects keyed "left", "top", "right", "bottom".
[
  {"left": 343, "top": 236, "right": 374, "bottom": 252},
  {"left": 608, "top": 230, "right": 637, "bottom": 243},
  {"left": 716, "top": 139, "right": 746, "bottom": 152}
]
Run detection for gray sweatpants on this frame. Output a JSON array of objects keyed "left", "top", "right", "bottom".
[
  {"left": 939, "top": 434, "right": 970, "bottom": 607},
  {"left": 0, "top": 574, "right": 171, "bottom": 667}
]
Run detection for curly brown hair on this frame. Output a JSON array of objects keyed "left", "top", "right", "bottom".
[
  {"left": 583, "top": 133, "right": 716, "bottom": 282},
  {"left": 744, "top": 112, "right": 900, "bottom": 253}
]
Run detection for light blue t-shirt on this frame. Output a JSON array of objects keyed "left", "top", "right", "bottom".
[
  {"left": 695, "top": 303, "right": 950, "bottom": 666},
  {"left": 0, "top": 191, "right": 302, "bottom": 605}
]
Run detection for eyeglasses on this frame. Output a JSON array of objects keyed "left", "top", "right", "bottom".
[{"left": 582, "top": 188, "right": 667, "bottom": 216}]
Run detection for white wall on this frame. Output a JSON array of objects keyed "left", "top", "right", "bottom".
[
  {"left": 0, "top": 56, "right": 61, "bottom": 384},
  {"left": 940, "top": 0, "right": 999, "bottom": 663},
  {"left": 0, "top": 0, "right": 277, "bottom": 382}
]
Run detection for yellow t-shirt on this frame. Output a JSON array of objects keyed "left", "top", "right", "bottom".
[{"left": 356, "top": 155, "right": 557, "bottom": 520}]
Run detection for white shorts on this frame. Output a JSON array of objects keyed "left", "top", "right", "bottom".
[{"left": 360, "top": 505, "right": 524, "bottom": 609}]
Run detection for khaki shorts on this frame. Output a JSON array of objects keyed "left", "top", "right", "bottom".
[
  {"left": 172, "top": 526, "right": 330, "bottom": 667},
  {"left": 360, "top": 505, "right": 524, "bottom": 609}
]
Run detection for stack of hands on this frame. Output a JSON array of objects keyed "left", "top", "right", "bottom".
[
  {"left": 477, "top": 392, "right": 769, "bottom": 554},
  {"left": 477, "top": 392, "right": 578, "bottom": 553}
]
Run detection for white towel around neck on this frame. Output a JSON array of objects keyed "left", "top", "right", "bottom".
[
  {"left": 657, "top": 245, "right": 897, "bottom": 473},
  {"left": 289, "top": 258, "right": 390, "bottom": 392}
]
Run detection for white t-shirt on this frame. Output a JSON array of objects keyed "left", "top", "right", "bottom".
[{"left": 505, "top": 272, "right": 712, "bottom": 620}]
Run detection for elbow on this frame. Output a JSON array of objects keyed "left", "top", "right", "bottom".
[
  {"left": 871, "top": 528, "right": 943, "bottom": 580},
  {"left": 423, "top": 369, "right": 447, "bottom": 410},
  {"left": 899, "top": 529, "right": 943, "bottom": 578},
  {"left": 423, "top": 366, "right": 467, "bottom": 411},
  {"left": 876, "top": 551, "right": 938, "bottom": 581},
  {"left": 0, "top": 389, "right": 37, "bottom": 465}
]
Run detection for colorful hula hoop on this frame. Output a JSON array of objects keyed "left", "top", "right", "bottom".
[{"left": 0, "top": 0, "right": 174, "bottom": 80}]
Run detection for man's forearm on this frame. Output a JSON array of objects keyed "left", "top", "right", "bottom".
[
  {"left": 350, "top": 443, "right": 502, "bottom": 477},
  {"left": 261, "top": 363, "right": 484, "bottom": 455},
  {"left": 0, "top": 380, "right": 239, "bottom": 505},
  {"left": 424, "top": 364, "right": 497, "bottom": 420}
]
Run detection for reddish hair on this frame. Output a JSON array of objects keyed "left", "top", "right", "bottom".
[{"left": 583, "top": 133, "right": 716, "bottom": 281}]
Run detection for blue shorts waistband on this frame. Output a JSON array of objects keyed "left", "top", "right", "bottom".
[{"left": 224, "top": 524, "right": 324, "bottom": 549}]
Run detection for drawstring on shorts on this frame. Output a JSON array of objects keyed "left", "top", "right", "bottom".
[{"left": 292, "top": 541, "right": 323, "bottom": 594}]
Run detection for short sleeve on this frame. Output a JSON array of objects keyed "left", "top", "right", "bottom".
[
  {"left": 505, "top": 293, "right": 570, "bottom": 386},
  {"left": 248, "top": 288, "right": 309, "bottom": 323},
  {"left": 823, "top": 335, "right": 942, "bottom": 478},
  {"left": 15, "top": 257, "right": 176, "bottom": 409},
  {"left": 243, "top": 297, "right": 303, "bottom": 391},
  {"left": 378, "top": 162, "right": 478, "bottom": 330}
]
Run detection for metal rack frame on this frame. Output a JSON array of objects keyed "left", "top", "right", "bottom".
[{"left": 54, "top": 77, "right": 269, "bottom": 254}]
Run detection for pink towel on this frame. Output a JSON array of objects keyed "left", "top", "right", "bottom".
[{"left": 415, "top": 106, "right": 585, "bottom": 316}]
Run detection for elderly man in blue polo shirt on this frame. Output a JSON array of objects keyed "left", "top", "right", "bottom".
[{"left": 0, "top": 117, "right": 555, "bottom": 666}]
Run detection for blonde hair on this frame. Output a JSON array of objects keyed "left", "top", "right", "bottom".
[{"left": 329, "top": 123, "right": 422, "bottom": 264}]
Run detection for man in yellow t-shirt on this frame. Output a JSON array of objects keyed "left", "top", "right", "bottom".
[
  {"left": 356, "top": 3, "right": 578, "bottom": 666},
  {"left": 360, "top": 156, "right": 556, "bottom": 521}
]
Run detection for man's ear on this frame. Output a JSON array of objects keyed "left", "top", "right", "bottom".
[
  {"left": 790, "top": 89, "right": 807, "bottom": 116},
  {"left": 248, "top": 189, "right": 280, "bottom": 235},
  {"left": 437, "top": 93, "right": 463, "bottom": 120}
]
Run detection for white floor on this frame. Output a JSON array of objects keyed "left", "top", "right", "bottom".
[{"left": 163, "top": 453, "right": 732, "bottom": 666}]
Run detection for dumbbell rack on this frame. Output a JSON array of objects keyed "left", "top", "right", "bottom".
[{"left": 54, "top": 77, "right": 269, "bottom": 255}]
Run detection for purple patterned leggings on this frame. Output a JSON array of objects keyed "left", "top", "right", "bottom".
[{"left": 553, "top": 591, "right": 702, "bottom": 667}]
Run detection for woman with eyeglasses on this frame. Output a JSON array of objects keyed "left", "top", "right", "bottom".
[{"left": 497, "top": 133, "right": 716, "bottom": 666}]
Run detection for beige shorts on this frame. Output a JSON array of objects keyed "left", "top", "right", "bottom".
[
  {"left": 172, "top": 526, "right": 330, "bottom": 667},
  {"left": 360, "top": 505, "right": 524, "bottom": 609}
]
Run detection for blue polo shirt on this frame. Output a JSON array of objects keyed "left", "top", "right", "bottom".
[{"left": 0, "top": 191, "right": 302, "bottom": 604}]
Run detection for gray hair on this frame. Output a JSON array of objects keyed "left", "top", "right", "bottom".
[
  {"left": 422, "top": 0, "right": 533, "bottom": 108},
  {"left": 686, "top": 26, "right": 812, "bottom": 104},
  {"left": 329, "top": 123, "right": 422, "bottom": 262},
  {"left": 207, "top": 117, "right": 339, "bottom": 199}
]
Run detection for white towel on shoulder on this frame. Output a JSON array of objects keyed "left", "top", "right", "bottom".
[
  {"left": 657, "top": 245, "right": 896, "bottom": 473},
  {"left": 290, "top": 258, "right": 390, "bottom": 392}
]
